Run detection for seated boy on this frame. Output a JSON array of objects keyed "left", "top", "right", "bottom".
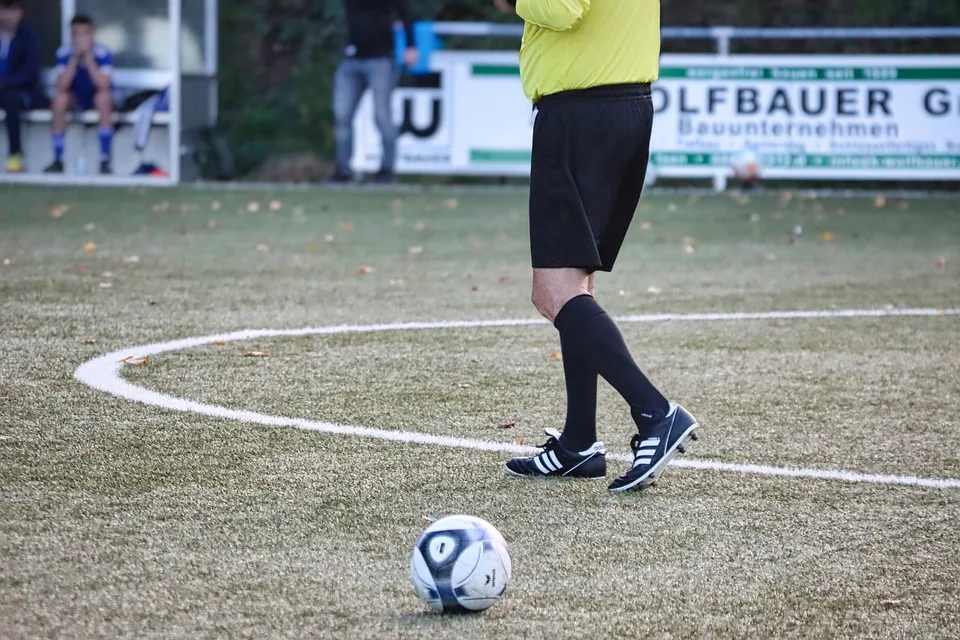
[{"left": 45, "top": 14, "right": 114, "bottom": 174}]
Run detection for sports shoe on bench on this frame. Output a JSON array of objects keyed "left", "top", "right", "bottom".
[
  {"left": 505, "top": 428, "right": 606, "bottom": 479},
  {"left": 608, "top": 403, "right": 699, "bottom": 493}
]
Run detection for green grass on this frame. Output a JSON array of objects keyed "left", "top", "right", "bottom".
[{"left": 2, "top": 185, "right": 960, "bottom": 639}]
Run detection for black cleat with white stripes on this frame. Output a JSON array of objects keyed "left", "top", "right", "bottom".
[
  {"left": 608, "top": 403, "right": 699, "bottom": 493},
  {"left": 505, "top": 429, "right": 607, "bottom": 479}
]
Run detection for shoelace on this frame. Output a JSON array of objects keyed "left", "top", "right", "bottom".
[{"left": 537, "top": 433, "right": 561, "bottom": 451}]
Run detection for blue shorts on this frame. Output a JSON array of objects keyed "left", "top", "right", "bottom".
[{"left": 72, "top": 89, "right": 96, "bottom": 110}]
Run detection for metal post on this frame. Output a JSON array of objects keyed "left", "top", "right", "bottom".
[
  {"left": 204, "top": 0, "right": 219, "bottom": 126},
  {"left": 713, "top": 26, "right": 733, "bottom": 56},
  {"left": 60, "top": 0, "right": 76, "bottom": 45},
  {"left": 168, "top": 0, "right": 182, "bottom": 184}
]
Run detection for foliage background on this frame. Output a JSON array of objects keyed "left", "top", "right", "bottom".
[{"left": 218, "top": 0, "right": 960, "bottom": 175}]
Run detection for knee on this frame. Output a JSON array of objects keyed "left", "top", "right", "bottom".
[
  {"left": 51, "top": 92, "right": 70, "bottom": 112},
  {"left": 531, "top": 286, "right": 556, "bottom": 322},
  {"left": 95, "top": 91, "right": 113, "bottom": 111}
]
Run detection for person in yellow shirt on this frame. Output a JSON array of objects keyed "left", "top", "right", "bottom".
[{"left": 497, "top": 0, "right": 700, "bottom": 493}]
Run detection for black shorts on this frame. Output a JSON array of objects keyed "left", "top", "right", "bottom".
[{"left": 529, "top": 83, "right": 654, "bottom": 273}]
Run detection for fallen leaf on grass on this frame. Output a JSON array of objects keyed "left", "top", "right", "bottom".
[
  {"left": 83, "top": 241, "right": 97, "bottom": 252},
  {"left": 243, "top": 351, "right": 269, "bottom": 358},
  {"left": 210, "top": 340, "right": 228, "bottom": 346},
  {"left": 50, "top": 204, "right": 70, "bottom": 218},
  {"left": 498, "top": 276, "right": 511, "bottom": 284},
  {"left": 934, "top": 258, "right": 947, "bottom": 269},
  {"left": 470, "top": 286, "right": 479, "bottom": 292},
  {"left": 339, "top": 221, "right": 356, "bottom": 232},
  {"left": 513, "top": 437, "right": 524, "bottom": 445},
  {"left": 874, "top": 195, "right": 887, "bottom": 208},
  {"left": 84, "top": 339, "right": 97, "bottom": 344},
  {"left": 358, "top": 266, "right": 375, "bottom": 276},
  {"left": 820, "top": 232, "right": 834, "bottom": 241},
  {"left": 83, "top": 223, "right": 96, "bottom": 232},
  {"left": 75, "top": 265, "right": 91, "bottom": 274},
  {"left": 119, "top": 356, "right": 149, "bottom": 366},
  {"left": 500, "top": 422, "right": 517, "bottom": 429}
]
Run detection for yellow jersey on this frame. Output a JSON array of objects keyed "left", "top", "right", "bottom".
[{"left": 515, "top": 0, "right": 660, "bottom": 102}]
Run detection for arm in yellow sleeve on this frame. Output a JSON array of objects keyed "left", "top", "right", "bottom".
[{"left": 515, "top": 0, "right": 591, "bottom": 31}]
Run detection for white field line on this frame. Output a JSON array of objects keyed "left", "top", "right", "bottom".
[{"left": 74, "top": 307, "right": 960, "bottom": 490}]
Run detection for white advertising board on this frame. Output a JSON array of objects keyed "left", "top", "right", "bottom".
[{"left": 353, "top": 52, "right": 960, "bottom": 181}]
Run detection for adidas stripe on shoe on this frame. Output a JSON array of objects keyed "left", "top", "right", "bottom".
[
  {"left": 505, "top": 428, "right": 607, "bottom": 479},
  {"left": 608, "top": 403, "right": 699, "bottom": 493}
]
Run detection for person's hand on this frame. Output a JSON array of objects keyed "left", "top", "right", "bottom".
[
  {"left": 493, "top": 0, "right": 516, "bottom": 14},
  {"left": 403, "top": 47, "right": 419, "bottom": 67}
]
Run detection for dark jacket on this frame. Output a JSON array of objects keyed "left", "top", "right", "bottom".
[
  {"left": 343, "top": 0, "right": 414, "bottom": 59},
  {"left": 0, "top": 21, "right": 42, "bottom": 98}
]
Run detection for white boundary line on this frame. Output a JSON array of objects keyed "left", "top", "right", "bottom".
[{"left": 74, "top": 307, "right": 960, "bottom": 490}]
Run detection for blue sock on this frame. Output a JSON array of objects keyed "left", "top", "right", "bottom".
[
  {"left": 53, "top": 132, "right": 66, "bottom": 161},
  {"left": 98, "top": 127, "right": 113, "bottom": 163}
]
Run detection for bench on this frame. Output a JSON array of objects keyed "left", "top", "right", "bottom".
[{"left": 0, "top": 68, "right": 173, "bottom": 177}]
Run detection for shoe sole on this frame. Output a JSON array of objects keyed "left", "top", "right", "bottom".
[
  {"left": 504, "top": 467, "right": 606, "bottom": 480},
  {"left": 608, "top": 423, "right": 699, "bottom": 493}
]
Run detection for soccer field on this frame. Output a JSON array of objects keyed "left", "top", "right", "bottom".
[{"left": 2, "top": 185, "right": 959, "bottom": 638}]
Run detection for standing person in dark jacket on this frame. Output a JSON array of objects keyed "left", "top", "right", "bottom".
[
  {"left": 0, "top": 0, "right": 42, "bottom": 173},
  {"left": 329, "top": 0, "right": 418, "bottom": 184}
]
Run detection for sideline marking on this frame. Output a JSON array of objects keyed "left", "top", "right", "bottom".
[{"left": 74, "top": 307, "right": 960, "bottom": 490}]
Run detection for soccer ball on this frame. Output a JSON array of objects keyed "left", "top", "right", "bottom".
[{"left": 410, "top": 515, "right": 512, "bottom": 613}]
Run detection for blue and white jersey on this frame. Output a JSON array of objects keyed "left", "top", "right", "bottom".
[{"left": 55, "top": 43, "right": 113, "bottom": 95}]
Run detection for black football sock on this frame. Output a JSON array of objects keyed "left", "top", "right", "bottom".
[
  {"left": 554, "top": 294, "right": 669, "bottom": 431},
  {"left": 557, "top": 334, "right": 598, "bottom": 452}
]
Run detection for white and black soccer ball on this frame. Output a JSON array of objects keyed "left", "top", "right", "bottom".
[{"left": 410, "top": 515, "right": 512, "bottom": 613}]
